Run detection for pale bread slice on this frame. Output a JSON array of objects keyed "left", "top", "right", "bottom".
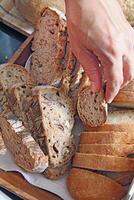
[
  {"left": 73, "top": 153, "right": 134, "bottom": 172},
  {"left": 0, "top": 115, "right": 48, "bottom": 172},
  {"left": 67, "top": 168, "right": 126, "bottom": 200},
  {"left": 80, "top": 131, "right": 134, "bottom": 144}
]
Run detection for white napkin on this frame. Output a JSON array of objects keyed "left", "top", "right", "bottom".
[{"left": 0, "top": 119, "right": 84, "bottom": 200}]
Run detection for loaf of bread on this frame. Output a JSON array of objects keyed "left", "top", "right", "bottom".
[
  {"left": 0, "top": 63, "right": 35, "bottom": 115},
  {"left": 73, "top": 153, "right": 134, "bottom": 172},
  {"left": 80, "top": 131, "right": 134, "bottom": 144},
  {"left": 77, "top": 74, "right": 107, "bottom": 127},
  {"left": 79, "top": 144, "right": 134, "bottom": 157},
  {"left": 31, "top": 8, "right": 67, "bottom": 85},
  {"left": 0, "top": 115, "right": 48, "bottom": 172},
  {"left": 67, "top": 168, "right": 127, "bottom": 200}
]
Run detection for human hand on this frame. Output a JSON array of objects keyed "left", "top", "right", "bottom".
[{"left": 65, "top": 0, "right": 134, "bottom": 103}]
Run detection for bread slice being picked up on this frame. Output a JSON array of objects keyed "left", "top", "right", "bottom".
[
  {"left": 77, "top": 74, "right": 107, "bottom": 127},
  {"left": 0, "top": 115, "right": 48, "bottom": 172}
]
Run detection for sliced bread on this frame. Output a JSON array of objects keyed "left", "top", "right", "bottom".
[
  {"left": 18, "top": 85, "right": 75, "bottom": 178},
  {"left": 31, "top": 7, "right": 67, "bottom": 85},
  {"left": 77, "top": 74, "right": 107, "bottom": 127},
  {"left": 79, "top": 144, "right": 134, "bottom": 157},
  {"left": 80, "top": 131, "right": 134, "bottom": 144},
  {"left": 0, "top": 63, "right": 35, "bottom": 115},
  {"left": 67, "top": 168, "right": 126, "bottom": 200},
  {"left": 0, "top": 133, "right": 6, "bottom": 155},
  {"left": 73, "top": 153, "right": 134, "bottom": 172},
  {"left": 0, "top": 115, "right": 48, "bottom": 172}
]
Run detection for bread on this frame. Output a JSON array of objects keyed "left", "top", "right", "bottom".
[
  {"left": 0, "top": 63, "right": 35, "bottom": 115},
  {"left": 77, "top": 75, "right": 107, "bottom": 127},
  {"left": 73, "top": 153, "right": 134, "bottom": 172},
  {"left": 0, "top": 115, "right": 48, "bottom": 172},
  {"left": 102, "top": 171, "right": 134, "bottom": 186},
  {"left": 6, "top": 83, "right": 34, "bottom": 126},
  {"left": 79, "top": 144, "right": 134, "bottom": 157},
  {"left": 80, "top": 131, "right": 134, "bottom": 144},
  {"left": 31, "top": 8, "right": 67, "bottom": 85},
  {"left": 0, "top": 133, "right": 7, "bottom": 155},
  {"left": 112, "top": 91, "right": 134, "bottom": 108},
  {"left": 15, "top": 0, "right": 65, "bottom": 25},
  {"left": 67, "top": 168, "right": 126, "bottom": 200},
  {"left": 18, "top": 85, "right": 75, "bottom": 178}
]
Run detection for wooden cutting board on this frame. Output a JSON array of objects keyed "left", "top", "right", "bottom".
[
  {"left": 0, "top": 0, "right": 34, "bottom": 36},
  {"left": 0, "top": 171, "right": 62, "bottom": 200}
]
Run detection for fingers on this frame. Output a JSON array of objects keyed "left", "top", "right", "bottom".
[
  {"left": 76, "top": 48, "right": 102, "bottom": 91},
  {"left": 122, "top": 55, "right": 134, "bottom": 88},
  {"left": 105, "top": 57, "right": 123, "bottom": 103}
]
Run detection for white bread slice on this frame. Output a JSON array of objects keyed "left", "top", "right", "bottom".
[
  {"left": 0, "top": 115, "right": 48, "bottom": 172},
  {"left": 79, "top": 144, "right": 134, "bottom": 157},
  {"left": 73, "top": 153, "right": 134, "bottom": 172},
  {"left": 31, "top": 7, "right": 67, "bottom": 85},
  {"left": 80, "top": 131, "right": 134, "bottom": 144},
  {"left": 0, "top": 63, "right": 35, "bottom": 115},
  {"left": 77, "top": 74, "right": 107, "bottom": 127},
  {"left": 67, "top": 168, "right": 126, "bottom": 200}
]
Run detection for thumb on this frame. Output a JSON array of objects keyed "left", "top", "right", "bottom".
[{"left": 77, "top": 49, "right": 102, "bottom": 91}]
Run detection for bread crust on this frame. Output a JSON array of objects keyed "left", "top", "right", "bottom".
[
  {"left": 73, "top": 153, "right": 134, "bottom": 172},
  {"left": 67, "top": 168, "right": 126, "bottom": 200}
]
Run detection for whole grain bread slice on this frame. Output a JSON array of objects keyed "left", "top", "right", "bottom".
[
  {"left": 79, "top": 144, "right": 134, "bottom": 157},
  {"left": 80, "top": 131, "right": 134, "bottom": 144},
  {"left": 31, "top": 7, "right": 67, "bottom": 85},
  {"left": 67, "top": 168, "right": 126, "bottom": 200},
  {"left": 0, "top": 115, "right": 48, "bottom": 172},
  {"left": 0, "top": 63, "right": 35, "bottom": 115},
  {"left": 77, "top": 74, "right": 107, "bottom": 127},
  {"left": 73, "top": 153, "right": 134, "bottom": 172}
]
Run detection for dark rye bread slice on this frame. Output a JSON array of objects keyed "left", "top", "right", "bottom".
[
  {"left": 67, "top": 168, "right": 126, "bottom": 200},
  {"left": 0, "top": 63, "right": 35, "bottom": 115},
  {"left": 79, "top": 144, "right": 134, "bottom": 157},
  {"left": 0, "top": 115, "right": 48, "bottom": 172},
  {"left": 31, "top": 7, "right": 67, "bottom": 85},
  {"left": 73, "top": 153, "right": 134, "bottom": 172},
  {"left": 80, "top": 131, "right": 134, "bottom": 144},
  {"left": 77, "top": 74, "right": 107, "bottom": 127}
]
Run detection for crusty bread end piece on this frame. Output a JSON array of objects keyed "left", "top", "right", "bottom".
[
  {"left": 67, "top": 168, "right": 126, "bottom": 200},
  {"left": 0, "top": 116, "right": 48, "bottom": 172}
]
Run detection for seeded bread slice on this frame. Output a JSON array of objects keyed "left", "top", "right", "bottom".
[
  {"left": 77, "top": 75, "right": 107, "bottom": 127},
  {"left": 67, "top": 168, "right": 126, "bottom": 200},
  {"left": 31, "top": 7, "right": 67, "bottom": 85},
  {"left": 80, "top": 131, "right": 134, "bottom": 144},
  {"left": 73, "top": 153, "right": 134, "bottom": 172},
  {"left": 0, "top": 63, "right": 35, "bottom": 115},
  {"left": 79, "top": 144, "right": 134, "bottom": 157},
  {"left": 0, "top": 115, "right": 48, "bottom": 172}
]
